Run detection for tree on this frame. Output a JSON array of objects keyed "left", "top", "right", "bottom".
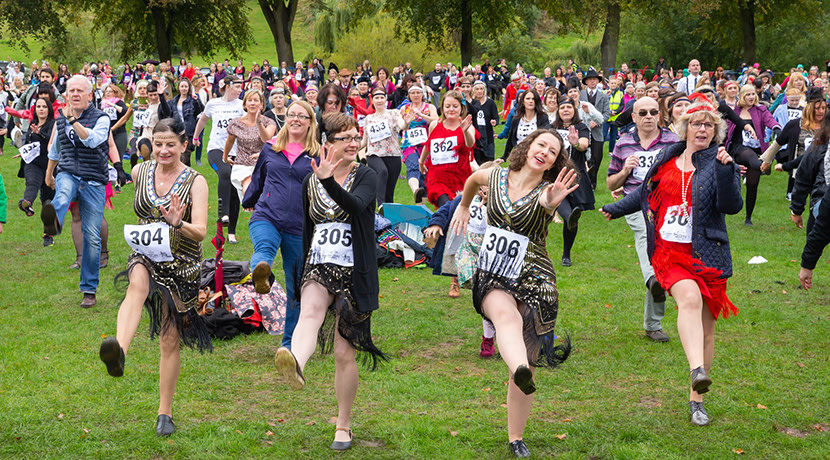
[{"left": 259, "top": 0, "right": 299, "bottom": 66}]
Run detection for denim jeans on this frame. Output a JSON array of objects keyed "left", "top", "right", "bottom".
[
  {"left": 603, "top": 122, "right": 618, "bottom": 153},
  {"left": 53, "top": 172, "right": 105, "bottom": 294},
  {"left": 249, "top": 219, "right": 304, "bottom": 348}
]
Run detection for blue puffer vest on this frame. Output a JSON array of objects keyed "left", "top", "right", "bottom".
[
  {"left": 55, "top": 104, "right": 109, "bottom": 184},
  {"left": 603, "top": 142, "right": 743, "bottom": 277}
]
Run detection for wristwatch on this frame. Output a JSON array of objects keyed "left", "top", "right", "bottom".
[{"left": 67, "top": 116, "right": 78, "bottom": 124}]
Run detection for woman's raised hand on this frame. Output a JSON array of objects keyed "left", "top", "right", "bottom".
[{"left": 310, "top": 143, "right": 342, "bottom": 179}]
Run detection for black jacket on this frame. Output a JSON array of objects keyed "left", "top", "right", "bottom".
[
  {"left": 169, "top": 95, "right": 205, "bottom": 139},
  {"left": 790, "top": 142, "right": 827, "bottom": 217},
  {"left": 603, "top": 142, "right": 743, "bottom": 277},
  {"left": 300, "top": 165, "right": 379, "bottom": 312},
  {"left": 802, "top": 185, "right": 830, "bottom": 269},
  {"left": 503, "top": 114, "right": 551, "bottom": 158}
]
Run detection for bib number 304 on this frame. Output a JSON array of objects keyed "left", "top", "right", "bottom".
[
  {"left": 310, "top": 222, "right": 354, "bottom": 267},
  {"left": 124, "top": 222, "right": 174, "bottom": 262},
  {"left": 477, "top": 226, "right": 529, "bottom": 280}
]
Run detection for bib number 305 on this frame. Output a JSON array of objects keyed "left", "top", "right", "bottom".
[
  {"left": 124, "top": 222, "right": 174, "bottom": 262},
  {"left": 310, "top": 222, "right": 354, "bottom": 267},
  {"left": 477, "top": 226, "right": 529, "bottom": 280}
]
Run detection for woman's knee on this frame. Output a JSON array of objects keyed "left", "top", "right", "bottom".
[{"left": 671, "top": 281, "right": 702, "bottom": 310}]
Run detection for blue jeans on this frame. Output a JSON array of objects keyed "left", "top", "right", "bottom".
[
  {"left": 53, "top": 172, "right": 105, "bottom": 293},
  {"left": 249, "top": 219, "right": 304, "bottom": 348},
  {"left": 603, "top": 122, "right": 618, "bottom": 153}
]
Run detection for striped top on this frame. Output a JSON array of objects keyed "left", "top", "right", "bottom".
[{"left": 608, "top": 128, "right": 679, "bottom": 195}]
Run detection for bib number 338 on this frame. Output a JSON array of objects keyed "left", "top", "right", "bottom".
[
  {"left": 477, "top": 226, "right": 529, "bottom": 280},
  {"left": 310, "top": 222, "right": 354, "bottom": 267},
  {"left": 124, "top": 222, "right": 174, "bottom": 262}
]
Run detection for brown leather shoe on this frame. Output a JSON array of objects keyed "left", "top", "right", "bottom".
[
  {"left": 448, "top": 278, "right": 461, "bottom": 298},
  {"left": 252, "top": 261, "right": 272, "bottom": 294},
  {"left": 645, "top": 329, "right": 669, "bottom": 342},
  {"left": 80, "top": 293, "right": 97, "bottom": 308}
]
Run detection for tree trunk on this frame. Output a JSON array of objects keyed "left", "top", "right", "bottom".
[
  {"left": 460, "top": 0, "right": 472, "bottom": 66},
  {"left": 600, "top": 0, "right": 620, "bottom": 73},
  {"left": 151, "top": 6, "right": 172, "bottom": 62},
  {"left": 738, "top": 0, "right": 756, "bottom": 64},
  {"left": 259, "top": 0, "right": 298, "bottom": 66}
]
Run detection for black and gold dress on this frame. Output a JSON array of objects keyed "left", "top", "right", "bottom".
[
  {"left": 472, "top": 167, "right": 571, "bottom": 367},
  {"left": 120, "top": 160, "right": 211, "bottom": 352},
  {"left": 300, "top": 164, "right": 385, "bottom": 369}
]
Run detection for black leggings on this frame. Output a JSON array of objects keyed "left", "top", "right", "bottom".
[
  {"left": 733, "top": 146, "right": 762, "bottom": 221},
  {"left": 558, "top": 198, "right": 578, "bottom": 258},
  {"left": 366, "top": 155, "right": 401, "bottom": 206},
  {"left": 23, "top": 162, "right": 55, "bottom": 204},
  {"left": 436, "top": 194, "right": 452, "bottom": 208},
  {"left": 208, "top": 148, "right": 239, "bottom": 234}
]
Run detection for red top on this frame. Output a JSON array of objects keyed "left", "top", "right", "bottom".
[
  {"left": 423, "top": 121, "right": 474, "bottom": 206},
  {"left": 651, "top": 158, "right": 694, "bottom": 257}
]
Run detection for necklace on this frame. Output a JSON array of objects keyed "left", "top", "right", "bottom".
[{"left": 679, "top": 153, "right": 694, "bottom": 217}]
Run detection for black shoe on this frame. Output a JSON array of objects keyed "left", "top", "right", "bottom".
[
  {"left": 155, "top": 414, "right": 176, "bottom": 436},
  {"left": 42, "top": 235, "right": 54, "bottom": 247},
  {"left": 330, "top": 428, "right": 353, "bottom": 451},
  {"left": 566, "top": 206, "right": 582, "bottom": 231},
  {"left": 80, "top": 293, "right": 97, "bottom": 308},
  {"left": 646, "top": 275, "right": 666, "bottom": 303},
  {"left": 414, "top": 187, "right": 426, "bottom": 204},
  {"left": 99, "top": 337, "right": 125, "bottom": 377},
  {"left": 509, "top": 439, "right": 531, "bottom": 458},
  {"left": 744, "top": 219, "right": 753, "bottom": 226},
  {"left": 274, "top": 347, "right": 305, "bottom": 390},
  {"left": 18, "top": 199, "right": 34, "bottom": 216},
  {"left": 690, "top": 366, "right": 712, "bottom": 394},
  {"left": 561, "top": 256, "right": 572, "bottom": 267},
  {"left": 41, "top": 201, "right": 60, "bottom": 236},
  {"left": 513, "top": 365, "right": 536, "bottom": 395}
]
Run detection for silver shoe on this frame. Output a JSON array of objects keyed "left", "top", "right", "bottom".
[{"left": 689, "top": 401, "right": 710, "bottom": 426}]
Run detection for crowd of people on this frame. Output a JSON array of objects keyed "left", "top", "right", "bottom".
[{"left": 1, "top": 53, "right": 830, "bottom": 457}]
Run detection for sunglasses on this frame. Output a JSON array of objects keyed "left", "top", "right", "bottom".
[{"left": 637, "top": 109, "right": 659, "bottom": 117}]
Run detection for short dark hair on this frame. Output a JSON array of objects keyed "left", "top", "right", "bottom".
[
  {"left": 153, "top": 117, "right": 188, "bottom": 145},
  {"left": 322, "top": 112, "right": 359, "bottom": 140},
  {"left": 40, "top": 67, "right": 55, "bottom": 79},
  {"left": 317, "top": 83, "right": 346, "bottom": 113}
]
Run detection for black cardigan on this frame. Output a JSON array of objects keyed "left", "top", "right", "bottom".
[
  {"left": 503, "top": 114, "right": 551, "bottom": 158},
  {"left": 300, "top": 164, "right": 379, "bottom": 312}
]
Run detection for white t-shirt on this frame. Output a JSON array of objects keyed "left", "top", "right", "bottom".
[{"left": 203, "top": 98, "right": 244, "bottom": 153}]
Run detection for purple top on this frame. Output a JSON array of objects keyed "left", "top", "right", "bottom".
[{"left": 608, "top": 128, "right": 680, "bottom": 195}]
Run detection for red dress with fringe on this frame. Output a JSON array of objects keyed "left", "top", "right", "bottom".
[
  {"left": 424, "top": 122, "right": 474, "bottom": 207},
  {"left": 650, "top": 159, "right": 738, "bottom": 320}
]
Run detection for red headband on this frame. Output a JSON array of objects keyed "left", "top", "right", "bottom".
[{"left": 685, "top": 104, "right": 716, "bottom": 115}]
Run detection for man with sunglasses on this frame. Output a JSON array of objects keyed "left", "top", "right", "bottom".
[{"left": 606, "top": 96, "right": 679, "bottom": 343}]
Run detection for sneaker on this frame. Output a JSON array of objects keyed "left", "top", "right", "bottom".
[
  {"left": 195, "top": 159, "right": 202, "bottom": 166},
  {"left": 42, "top": 234, "right": 54, "bottom": 247},
  {"left": 227, "top": 234, "right": 238, "bottom": 244},
  {"left": 40, "top": 201, "right": 60, "bottom": 236},
  {"left": 645, "top": 329, "right": 669, "bottom": 342},
  {"left": 18, "top": 199, "right": 34, "bottom": 216},
  {"left": 448, "top": 278, "right": 460, "bottom": 298},
  {"left": 252, "top": 261, "right": 272, "bottom": 294},
  {"left": 480, "top": 336, "right": 495, "bottom": 358}
]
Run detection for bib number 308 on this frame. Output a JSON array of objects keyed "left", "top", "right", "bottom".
[
  {"left": 477, "top": 226, "right": 529, "bottom": 280},
  {"left": 124, "top": 222, "right": 174, "bottom": 262},
  {"left": 310, "top": 222, "right": 354, "bottom": 267}
]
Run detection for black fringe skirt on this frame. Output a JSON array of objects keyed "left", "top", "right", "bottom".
[
  {"left": 116, "top": 254, "right": 213, "bottom": 353},
  {"left": 301, "top": 263, "right": 386, "bottom": 370}
]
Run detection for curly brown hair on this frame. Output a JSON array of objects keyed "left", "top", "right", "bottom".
[{"left": 508, "top": 129, "right": 577, "bottom": 183}]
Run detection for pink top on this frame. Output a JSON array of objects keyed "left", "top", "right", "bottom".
[{"left": 284, "top": 142, "right": 304, "bottom": 164}]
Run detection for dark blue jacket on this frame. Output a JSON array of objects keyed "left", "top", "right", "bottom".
[
  {"left": 602, "top": 142, "right": 743, "bottom": 277},
  {"left": 427, "top": 196, "right": 461, "bottom": 276},
  {"left": 242, "top": 145, "right": 316, "bottom": 236}
]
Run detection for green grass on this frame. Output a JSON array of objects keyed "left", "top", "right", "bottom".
[{"left": 1, "top": 132, "right": 829, "bottom": 459}]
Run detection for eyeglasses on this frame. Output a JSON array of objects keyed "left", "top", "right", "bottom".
[
  {"left": 637, "top": 109, "right": 659, "bottom": 117},
  {"left": 690, "top": 121, "right": 715, "bottom": 130},
  {"left": 286, "top": 113, "right": 311, "bottom": 120},
  {"left": 332, "top": 135, "right": 362, "bottom": 143}
]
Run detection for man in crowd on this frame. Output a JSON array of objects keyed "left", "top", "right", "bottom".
[
  {"left": 676, "top": 59, "right": 702, "bottom": 95},
  {"left": 580, "top": 68, "right": 611, "bottom": 190},
  {"left": 426, "top": 63, "right": 445, "bottom": 108}
]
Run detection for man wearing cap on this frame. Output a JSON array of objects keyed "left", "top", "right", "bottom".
[
  {"left": 580, "top": 68, "right": 611, "bottom": 190},
  {"left": 426, "top": 63, "right": 445, "bottom": 108},
  {"left": 337, "top": 68, "right": 352, "bottom": 94},
  {"left": 606, "top": 96, "right": 679, "bottom": 342},
  {"left": 676, "top": 59, "right": 702, "bottom": 95}
]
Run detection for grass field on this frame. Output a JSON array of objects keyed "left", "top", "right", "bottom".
[{"left": 1, "top": 127, "right": 829, "bottom": 459}]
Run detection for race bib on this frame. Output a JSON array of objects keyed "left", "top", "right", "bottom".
[
  {"left": 19, "top": 141, "right": 40, "bottom": 164},
  {"left": 804, "top": 136, "right": 814, "bottom": 153},
  {"left": 108, "top": 165, "right": 117, "bottom": 182},
  {"left": 357, "top": 114, "right": 367, "bottom": 128},
  {"left": 787, "top": 108, "right": 802, "bottom": 120},
  {"left": 406, "top": 127, "right": 428, "bottom": 145},
  {"left": 104, "top": 106, "right": 117, "bottom": 120},
  {"left": 660, "top": 205, "right": 692, "bottom": 243},
  {"left": 467, "top": 203, "right": 487, "bottom": 234},
  {"left": 309, "top": 223, "right": 354, "bottom": 267},
  {"left": 742, "top": 129, "right": 760, "bottom": 148},
  {"left": 133, "top": 110, "right": 150, "bottom": 128},
  {"left": 477, "top": 226, "right": 529, "bottom": 280},
  {"left": 431, "top": 76, "right": 440, "bottom": 85},
  {"left": 430, "top": 136, "right": 459, "bottom": 165},
  {"left": 214, "top": 115, "right": 234, "bottom": 130},
  {"left": 124, "top": 222, "right": 174, "bottom": 262},
  {"left": 367, "top": 119, "right": 392, "bottom": 143},
  {"left": 632, "top": 150, "right": 660, "bottom": 181},
  {"left": 516, "top": 121, "right": 536, "bottom": 144},
  {"left": 476, "top": 110, "right": 486, "bottom": 127}
]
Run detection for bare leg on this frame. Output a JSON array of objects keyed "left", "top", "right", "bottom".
[
  {"left": 291, "top": 281, "right": 334, "bottom": 369},
  {"left": 482, "top": 290, "right": 527, "bottom": 374},
  {"left": 671, "top": 279, "right": 706, "bottom": 402},
  {"left": 158, "top": 318, "right": 181, "bottom": 417},
  {"left": 408, "top": 177, "right": 419, "bottom": 194},
  {"left": 115, "top": 264, "right": 151, "bottom": 353},
  {"left": 698, "top": 301, "right": 717, "bottom": 401},
  {"left": 507, "top": 367, "right": 535, "bottom": 442},
  {"left": 333, "top": 320, "right": 358, "bottom": 442},
  {"left": 241, "top": 177, "right": 252, "bottom": 202}
]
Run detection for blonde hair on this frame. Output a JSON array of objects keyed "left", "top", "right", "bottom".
[
  {"left": 786, "top": 73, "right": 807, "bottom": 94},
  {"left": 737, "top": 84, "right": 756, "bottom": 108},
  {"left": 675, "top": 102, "right": 727, "bottom": 145},
  {"left": 242, "top": 89, "right": 264, "bottom": 112},
  {"left": 135, "top": 80, "right": 149, "bottom": 91},
  {"left": 270, "top": 100, "right": 321, "bottom": 156}
]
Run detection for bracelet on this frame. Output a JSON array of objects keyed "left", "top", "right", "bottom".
[
  {"left": 172, "top": 220, "right": 184, "bottom": 229},
  {"left": 67, "top": 117, "right": 78, "bottom": 125}
]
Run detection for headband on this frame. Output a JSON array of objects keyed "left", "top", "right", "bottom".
[{"left": 668, "top": 97, "right": 690, "bottom": 109}]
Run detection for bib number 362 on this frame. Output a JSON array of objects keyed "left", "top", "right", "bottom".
[
  {"left": 124, "top": 222, "right": 174, "bottom": 262},
  {"left": 309, "top": 222, "right": 354, "bottom": 267},
  {"left": 477, "top": 226, "right": 529, "bottom": 280}
]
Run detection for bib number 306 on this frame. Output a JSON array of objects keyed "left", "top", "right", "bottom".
[
  {"left": 477, "top": 226, "right": 529, "bottom": 280},
  {"left": 124, "top": 222, "right": 174, "bottom": 262},
  {"left": 310, "top": 222, "right": 354, "bottom": 267}
]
